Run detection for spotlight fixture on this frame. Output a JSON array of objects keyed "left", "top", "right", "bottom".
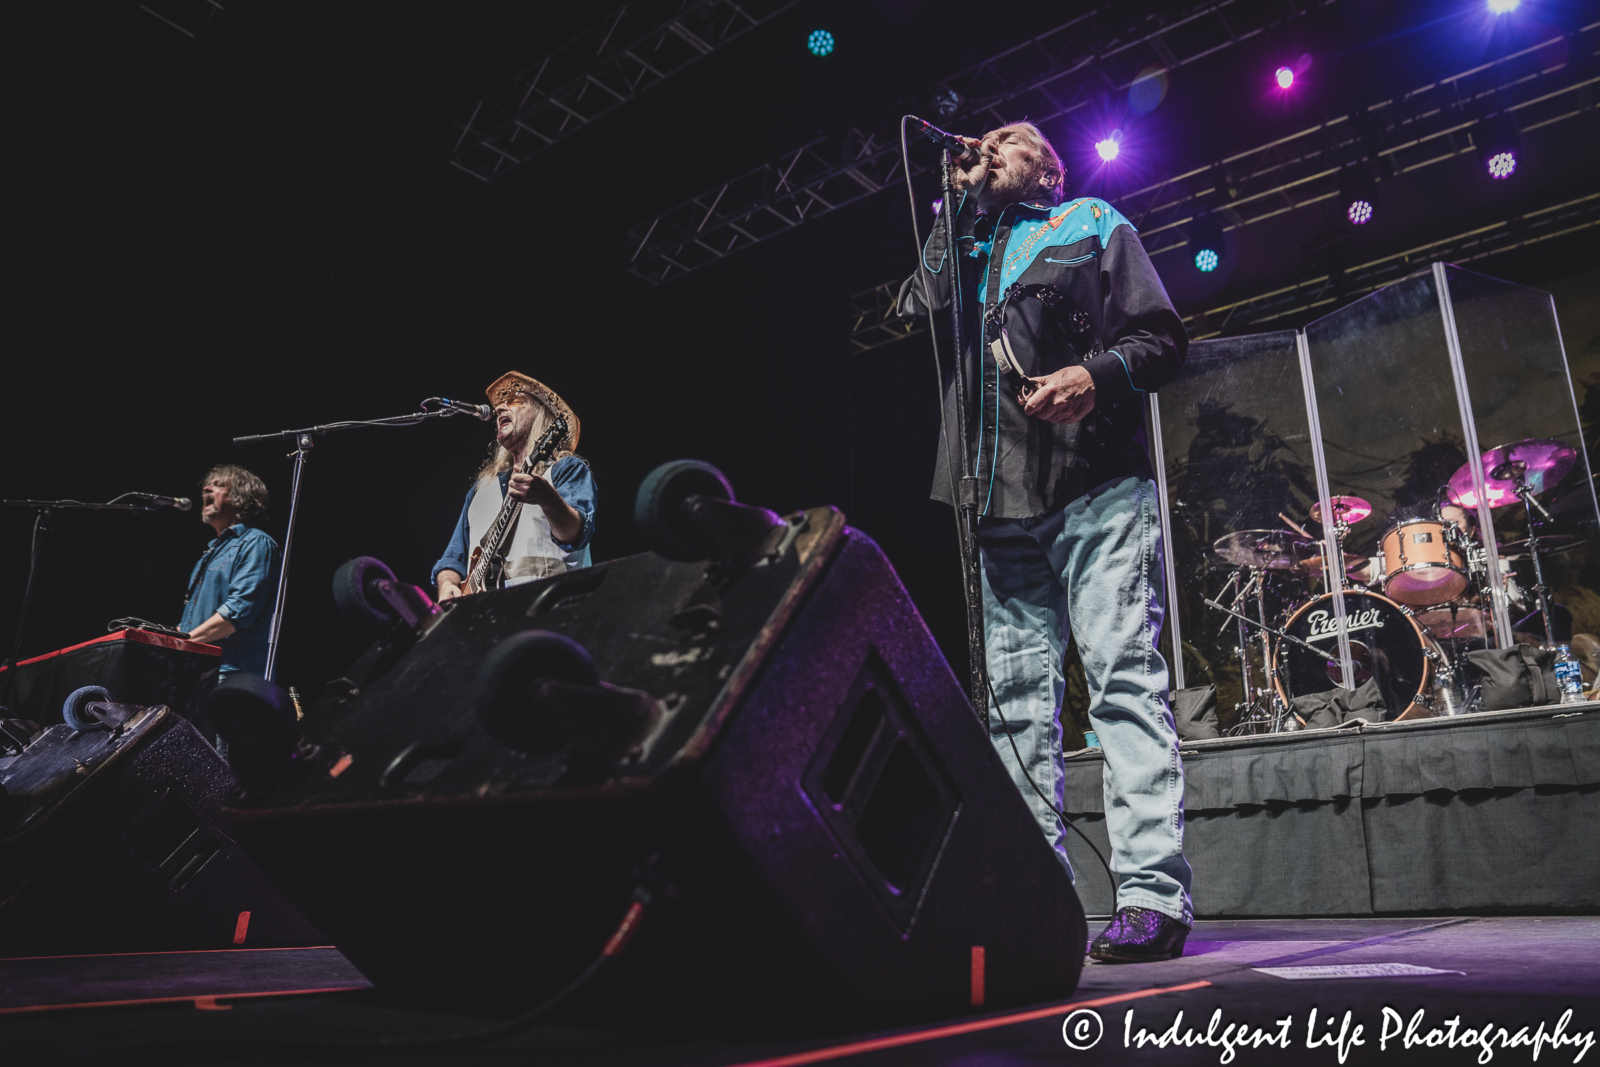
[
  {"left": 1477, "top": 113, "right": 1521, "bottom": 180},
  {"left": 1487, "top": 0, "right": 1520, "bottom": 12},
  {"left": 1095, "top": 131, "right": 1122, "bottom": 162},
  {"left": 1275, "top": 66, "right": 1294, "bottom": 89},
  {"left": 1188, "top": 214, "right": 1226, "bottom": 273},
  {"left": 807, "top": 29, "right": 834, "bottom": 56},
  {"left": 1338, "top": 164, "right": 1378, "bottom": 226}
]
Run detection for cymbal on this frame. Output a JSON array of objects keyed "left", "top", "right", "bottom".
[
  {"left": 1285, "top": 549, "right": 1365, "bottom": 577},
  {"left": 1212, "top": 529, "right": 1315, "bottom": 569},
  {"left": 1547, "top": 474, "right": 1600, "bottom": 520},
  {"left": 1496, "top": 533, "right": 1587, "bottom": 559},
  {"left": 1448, "top": 438, "right": 1577, "bottom": 508},
  {"left": 1309, "top": 495, "right": 1373, "bottom": 525}
]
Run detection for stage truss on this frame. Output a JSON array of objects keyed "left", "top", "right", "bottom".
[
  {"left": 625, "top": 0, "right": 1336, "bottom": 284},
  {"left": 449, "top": 0, "right": 799, "bottom": 183}
]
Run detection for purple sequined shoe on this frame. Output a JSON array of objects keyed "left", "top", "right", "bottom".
[{"left": 1089, "top": 906, "right": 1190, "bottom": 963}]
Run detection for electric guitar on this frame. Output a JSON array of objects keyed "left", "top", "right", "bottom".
[{"left": 464, "top": 414, "right": 568, "bottom": 594}]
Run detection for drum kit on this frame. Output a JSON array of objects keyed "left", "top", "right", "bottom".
[{"left": 1203, "top": 437, "right": 1584, "bottom": 734}]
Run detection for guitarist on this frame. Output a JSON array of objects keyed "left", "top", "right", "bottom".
[{"left": 432, "top": 372, "right": 595, "bottom": 601}]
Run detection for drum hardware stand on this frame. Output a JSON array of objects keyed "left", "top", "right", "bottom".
[
  {"left": 1214, "top": 569, "right": 1269, "bottom": 730},
  {"left": 0, "top": 495, "right": 186, "bottom": 710},
  {"left": 1328, "top": 513, "right": 1351, "bottom": 548},
  {"left": 1400, "top": 601, "right": 1480, "bottom": 717},
  {"left": 1430, "top": 660, "right": 1479, "bottom": 716},
  {"left": 1206, "top": 582, "right": 1321, "bottom": 734},
  {"left": 234, "top": 399, "right": 489, "bottom": 683},
  {"left": 1225, "top": 570, "right": 1264, "bottom": 729},
  {"left": 1495, "top": 460, "right": 1557, "bottom": 647}
]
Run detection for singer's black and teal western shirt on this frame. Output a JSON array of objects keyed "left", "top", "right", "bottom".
[{"left": 898, "top": 195, "right": 1187, "bottom": 518}]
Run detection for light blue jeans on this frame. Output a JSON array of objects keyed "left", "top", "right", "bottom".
[{"left": 978, "top": 476, "right": 1193, "bottom": 924}]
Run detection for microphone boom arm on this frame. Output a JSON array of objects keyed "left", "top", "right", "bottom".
[{"left": 232, "top": 398, "right": 485, "bottom": 680}]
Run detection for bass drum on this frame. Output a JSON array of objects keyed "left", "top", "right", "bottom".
[{"left": 1271, "top": 590, "right": 1436, "bottom": 719}]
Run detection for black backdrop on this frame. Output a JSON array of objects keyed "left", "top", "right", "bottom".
[{"left": 5, "top": 0, "right": 1598, "bottom": 704}]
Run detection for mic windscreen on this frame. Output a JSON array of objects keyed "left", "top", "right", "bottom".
[{"left": 175, "top": 497, "right": 194, "bottom": 511}]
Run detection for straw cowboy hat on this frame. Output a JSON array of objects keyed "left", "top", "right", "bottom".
[{"left": 485, "top": 371, "right": 580, "bottom": 455}]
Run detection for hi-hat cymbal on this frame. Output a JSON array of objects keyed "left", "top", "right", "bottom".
[
  {"left": 1211, "top": 529, "right": 1315, "bottom": 569},
  {"left": 1310, "top": 496, "right": 1373, "bottom": 525},
  {"left": 1448, "top": 438, "right": 1577, "bottom": 508}
]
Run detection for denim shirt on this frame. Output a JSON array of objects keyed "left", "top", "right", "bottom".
[
  {"left": 177, "top": 523, "right": 281, "bottom": 674},
  {"left": 431, "top": 455, "right": 597, "bottom": 585}
]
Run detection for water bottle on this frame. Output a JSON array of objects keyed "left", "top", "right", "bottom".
[{"left": 1553, "top": 644, "right": 1585, "bottom": 704}]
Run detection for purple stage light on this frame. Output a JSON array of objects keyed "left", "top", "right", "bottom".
[
  {"left": 1095, "top": 134, "right": 1121, "bottom": 162},
  {"left": 1276, "top": 66, "right": 1294, "bottom": 89},
  {"left": 1477, "top": 114, "right": 1521, "bottom": 180},
  {"left": 1487, "top": 0, "right": 1519, "bottom": 12},
  {"left": 1339, "top": 164, "right": 1378, "bottom": 226}
]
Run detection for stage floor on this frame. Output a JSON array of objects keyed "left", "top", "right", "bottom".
[{"left": 4, "top": 916, "right": 1596, "bottom": 1065}]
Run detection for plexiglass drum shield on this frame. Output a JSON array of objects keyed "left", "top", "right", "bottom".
[{"left": 1149, "top": 263, "right": 1599, "bottom": 732}]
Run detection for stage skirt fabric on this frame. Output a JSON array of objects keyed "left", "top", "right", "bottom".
[{"left": 1059, "top": 705, "right": 1600, "bottom": 916}]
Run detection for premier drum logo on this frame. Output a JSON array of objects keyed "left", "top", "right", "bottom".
[{"left": 1305, "top": 607, "right": 1386, "bottom": 641}]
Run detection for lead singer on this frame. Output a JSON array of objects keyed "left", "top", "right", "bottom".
[{"left": 898, "top": 122, "right": 1193, "bottom": 962}]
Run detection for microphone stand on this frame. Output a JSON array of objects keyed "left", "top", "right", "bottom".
[
  {"left": 0, "top": 495, "right": 178, "bottom": 710},
  {"left": 938, "top": 148, "right": 988, "bottom": 712},
  {"left": 234, "top": 400, "right": 480, "bottom": 683}
]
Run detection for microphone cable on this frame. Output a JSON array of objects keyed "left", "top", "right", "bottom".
[
  {"left": 898, "top": 117, "right": 1118, "bottom": 911},
  {"left": 898, "top": 116, "right": 972, "bottom": 625}
]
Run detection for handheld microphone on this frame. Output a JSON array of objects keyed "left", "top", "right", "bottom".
[
  {"left": 129, "top": 493, "right": 193, "bottom": 511},
  {"left": 438, "top": 398, "right": 493, "bottom": 421},
  {"left": 909, "top": 116, "right": 979, "bottom": 164}
]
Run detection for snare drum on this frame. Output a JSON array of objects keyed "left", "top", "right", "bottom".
[
  {"left": 1413, "top": 604, "right": 1490, "bottom": 648},
  {"left": 1381, "top": 519, "right": 1468, "bottom": 606}
]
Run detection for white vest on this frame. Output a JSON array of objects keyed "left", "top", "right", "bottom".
[{"left": 466, "top": 473, "right": 581, "bottom": 586}]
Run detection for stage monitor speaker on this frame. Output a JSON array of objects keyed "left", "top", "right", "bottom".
[
  {"left": 224, "top": 481, "right": 1084, "bottom": 1033},
  {"left": 0, "top": 691, "right": 322, "bottom": 955}
]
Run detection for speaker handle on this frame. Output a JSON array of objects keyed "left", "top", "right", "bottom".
[
  {"left": 473, "top": 631, "right": 655, "bottom": 763},
  {"left": 683, "top": 495, "right": 788, "bottom": 572}
]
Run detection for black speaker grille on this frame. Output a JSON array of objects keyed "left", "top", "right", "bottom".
[{"left": 804, "top": 654, "right": 961, "bottom": 933}]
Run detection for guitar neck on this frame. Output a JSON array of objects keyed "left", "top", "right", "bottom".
[{"left": 469, "top": 418, "right": 567, "bottom": 590}]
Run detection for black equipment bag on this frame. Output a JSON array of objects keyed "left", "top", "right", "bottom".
[
  {"left": 1464, "top": 645, "right": 1560, "bottom": 711},
  {"left": 1290, "top": 676, "right": 1388, "bottom": 728},
  {"left": 1172, "top": 684, "right": 1221, "bottom": 741}
]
